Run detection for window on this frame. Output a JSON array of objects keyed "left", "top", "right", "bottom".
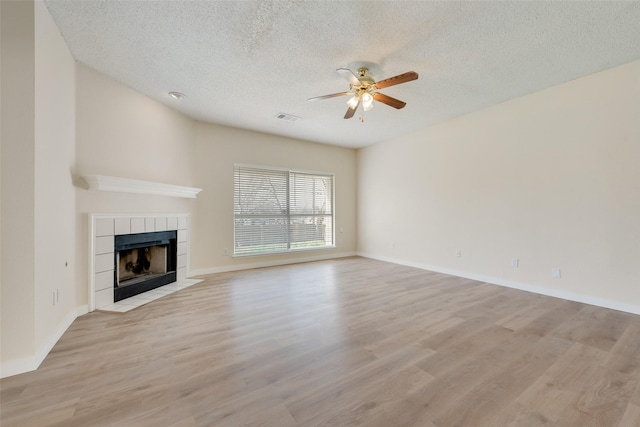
[{"left": 234, "top": 165, "right": 334, "bottom": 256}]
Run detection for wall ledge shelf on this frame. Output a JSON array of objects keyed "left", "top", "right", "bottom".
[{"left": 82, "top": 175, "right": 202, "bottom": 199}]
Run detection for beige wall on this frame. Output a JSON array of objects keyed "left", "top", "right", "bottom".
[
  {"left": 33, "top": 0, "right": 77, "bottom": 360},
  {"left": 1, "top": 1, "right": 77, "bottom": 376},
  {"left": 191, "top": 122, "right": 357, "bottom": 273},
  {"left": 358, "top": 59, "right": 640, "bottom": 313},
  {"left": 1, "top": 0, "right": 36, "bottom": 370},
  {"left": 74, "top": 64, "right": 197, "bottom": 308},
  {"left": 73, "top": 64, "right": 357, "bottom": 303}
]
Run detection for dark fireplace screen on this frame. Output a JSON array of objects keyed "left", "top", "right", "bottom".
[{"left": 114, "top": 230, "right": 177, "bottom": 302}]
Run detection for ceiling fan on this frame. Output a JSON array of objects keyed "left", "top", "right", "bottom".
[{"left": 308, "top": 67, "right": 419, "bottom": 119}]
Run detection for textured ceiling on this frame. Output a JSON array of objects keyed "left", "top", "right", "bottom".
[{"left": 45, "top": 1, "right": 640, "bottom": 149}]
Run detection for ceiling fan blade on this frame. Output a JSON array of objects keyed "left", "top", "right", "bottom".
[
  {"left": 344, "top": 98, "right": 360, "bottom": 119},
  {"left": 307, "top": 92, "right": 350, "bottom": 101},
  {"left": 337, "top": 68, "right": 360, "bottom": 86},
  {"left": 374, "top": 71, "right": 419, "bottom": 89},
  {"left": 373, "top": 92, "right": 406, "bottom": 109}
]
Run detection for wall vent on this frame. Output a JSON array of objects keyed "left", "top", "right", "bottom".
[{"left": 275, "top": 113, "right": 301, "bottom": 122}]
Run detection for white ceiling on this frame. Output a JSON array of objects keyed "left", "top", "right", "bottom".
[{"left": 44, "top": 1, "right": 640, "bottom": 149}]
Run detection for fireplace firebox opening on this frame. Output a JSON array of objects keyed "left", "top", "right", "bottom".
[{"left": 114, "top": 230, "right": 177, "bottom": 302}]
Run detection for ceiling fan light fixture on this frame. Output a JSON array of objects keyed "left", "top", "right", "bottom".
[
  {"left": 362, "top": 92, "right": 374, "bottom": 111},
  {"left": 347, "top": 95, "right": 359, "bottom": 109}
]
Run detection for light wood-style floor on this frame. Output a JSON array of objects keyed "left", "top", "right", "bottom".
[{"left": 2, "top": 257, "right": 640, "bottom": 426}]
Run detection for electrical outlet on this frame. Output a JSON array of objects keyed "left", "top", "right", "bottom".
[
  {"left": 552, "top": 267, "right": 561, "bottom": 278},
  {"left": 455, "top": 250, "right": 462, "bottom": 258},
  {"left": 223, "top": 248, "right": 229, "bottom": 256},
  {"left": 53, "top": 291, "right": 56, "bottom": 306},
  {"left": 511, "top": 258, "right": 519, "bottom": 267}
]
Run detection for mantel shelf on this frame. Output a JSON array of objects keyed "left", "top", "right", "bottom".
[{"left": 82, "top": 175, "right": 202, "bottom": 199}]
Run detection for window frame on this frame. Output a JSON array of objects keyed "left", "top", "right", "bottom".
[{"left": 233, "top": 163, "right": 335, "bottom": 257}]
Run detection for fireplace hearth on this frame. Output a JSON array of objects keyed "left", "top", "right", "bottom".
[{"left": 114, "top": 230, "right": 177, "bottom": 302}]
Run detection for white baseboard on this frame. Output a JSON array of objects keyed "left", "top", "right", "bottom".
[
  {"left": 189, "top": 251, "right": 358, "bottom": 277},
  {"left": 77, "top": 305, "right": 89, "bottom": 316},
  {"left": 0, "top": 308, "right": 78, "bottom": 379},
  {"left": 0, "top": 355, "right": 36, "bottom": 380},
  {"left": 358, "top": 252, "right": 640, "bottom": 316}
]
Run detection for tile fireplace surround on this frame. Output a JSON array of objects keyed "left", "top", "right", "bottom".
[{"left": 89, "top": 213, "right": 193, "bottom": 311}]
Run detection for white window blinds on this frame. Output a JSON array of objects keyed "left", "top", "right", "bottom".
[{"left": 234, "top": 165, "right": 334, "bottom": 256}]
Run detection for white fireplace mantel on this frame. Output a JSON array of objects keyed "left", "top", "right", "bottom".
[{"left": 82, "top": 175, "right": 202, "bottom": 199}]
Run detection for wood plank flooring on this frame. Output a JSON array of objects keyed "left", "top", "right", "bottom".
[{"left": 2, "top": 257, "right": 640, "bottom": 426}]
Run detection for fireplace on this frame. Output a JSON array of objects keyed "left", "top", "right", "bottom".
[
  {"left": 90, "top": 213, "right": 190, "bottom": 311},
  {"left": 114, "top": 230, "right": 177, "bottom": 302}
]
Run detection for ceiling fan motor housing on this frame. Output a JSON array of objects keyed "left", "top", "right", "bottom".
[{"left": 355, "top": 68, "right": 375, "bottom": 88}]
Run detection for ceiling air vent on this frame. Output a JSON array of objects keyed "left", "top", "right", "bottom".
[{"left": 275, "top": 113, "right": 301, "bottom": 122}]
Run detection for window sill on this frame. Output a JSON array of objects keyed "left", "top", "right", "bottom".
[{"left": 233, "top": 245, "right": 336, "bottom": 258}]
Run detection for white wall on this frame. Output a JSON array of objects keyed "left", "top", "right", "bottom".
[
  {"left": 74, "top": 64, "right": 198, "bottom": 309},
  {"left": 358, "top": 59, "right": 640, "bottom": 313},
  {"left": 191, "top": 121, "right": 357, "bottom": 274}
]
